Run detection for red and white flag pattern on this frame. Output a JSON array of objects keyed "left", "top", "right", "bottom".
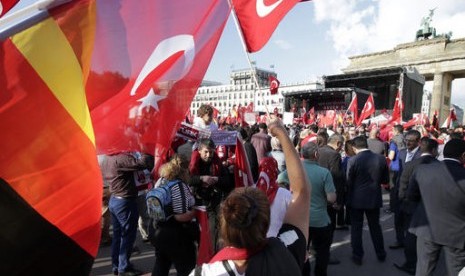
[
  {"left": 88, "top": 0, "right": 230, "bottom": 164},
  {"left": 344, "top": 94, "right": 358, "bottom": 124},
  {"left": 390, "top": 90, "right": 403, "bottom": 123},
  {"left": 357, "top": 93, "right": 375, "bottom": 125},
  {"left": 232, "top": 0, "right": 302, "bottom": 52},
  {"left": 269, "top": 75, "right": 280, "bottom": 95},
  {"left": 234, "top": 137, "right": 254, "bottom": 188}
]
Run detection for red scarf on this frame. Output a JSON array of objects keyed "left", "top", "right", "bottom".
[
  {"left": 209, "top": 244, "right": 264, "bottom": 263},
  {"left": 189, "top": 150, "right": 222, "bottom": 176}
]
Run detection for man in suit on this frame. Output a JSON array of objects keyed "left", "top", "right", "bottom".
[
  {"left": 394, "top": 138, "right": 439, "bottom": 275},
  {"left": 346, "top": 136, "right": 389, "bottom": 265},
  {"left": 318, "top": 133, "right": 345, "bottom": 265},
  {"left": 407, "top": 138, "right": 465, "bottom": 276},
  {"left": 390, "top": 130, "right": 422, "bottom": 250}
]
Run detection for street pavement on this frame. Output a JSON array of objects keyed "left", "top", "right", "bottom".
[{"left": 91, "top": 191, "right": 447, "bottom": 276}]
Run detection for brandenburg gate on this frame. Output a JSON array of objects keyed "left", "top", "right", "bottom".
[{"left": 342, "top": 10, "right": 465, "bottom": 123}]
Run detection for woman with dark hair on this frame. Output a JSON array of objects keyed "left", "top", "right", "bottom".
[{"left": 190, "top": 117, "right": 311, "bottom": 276}]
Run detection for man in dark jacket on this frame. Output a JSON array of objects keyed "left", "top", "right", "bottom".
[
  {"left": 317, "top": 133, "right": 345, "bottom": 264},
  {"left": 407, "top": 138, "right": 465, "bottom": 276},
  {"left": 189, "top": 138, "right": 234, "bottom": 251},
  {"left": 346, "top": 136, "right": 389, "bottom": 265},
  {"left": 394, "top": 137, "right": 438, "bottom": 275}
]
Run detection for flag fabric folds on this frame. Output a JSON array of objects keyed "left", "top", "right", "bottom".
[
  {"left": 87, "top": 0, "right": 230, "bottom": 163},
  {"left": 357, "top": 93, "right": 375, "bottom": 125},
  {"left": 1, "top": 0, "right": 231, "bottom": 273},
  {"left": 344, "top": 94, "right": 358, "bottom": 125},
  {"left": 0, "top": 1, "right": 101, "bottom": 273},
  {"left": 0, "top": 0, "right": 19, "bottom": 17},
  {"left": 231, "top": 0, "right": 302, "bottom": 52},
  {"left": 234, "top": 137, "right": 254, "bottom": 188},
  {"left": 269, "top": 75, "right": 280, "bottom": 95},
  {"left": 390, "top": 90, "right": 403, "bottom": 123}
]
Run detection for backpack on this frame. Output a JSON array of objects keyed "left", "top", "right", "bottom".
[{"left": 146, "top": 179, "right": 181, "bottom": 224}]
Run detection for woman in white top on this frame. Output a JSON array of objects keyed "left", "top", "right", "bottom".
[{"left": 190, "top": 117, "right": 311, "bottom": 276}]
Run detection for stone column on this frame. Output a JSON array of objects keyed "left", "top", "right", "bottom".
[{"left": 430, "top": 72, "right": 453, "bottom": 124}]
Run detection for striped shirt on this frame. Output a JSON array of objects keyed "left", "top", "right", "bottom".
[{"left": 171, "top": 181, "right": 195, "bottom": 214}]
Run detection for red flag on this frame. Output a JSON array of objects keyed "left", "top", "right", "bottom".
[
  {"left": 210, "top": 104, "right": 220, "bottom": 119},
  {"left": 442, "top": 108, "right": 458, "bottom": 129},
  {"left": 245, "top": 102, "right": 254, "bottom": 112},
  {"left": 1, "top": 1, "right": 101, "bottom": 272},
  {"left": 232, "top": 0, "right": 302, "bottom": 52},
  {"left": 87, "top": 0, "right": 230, "bottom": 170},
  {"left": 345, "top": 94, "right": 358, "bottom": 125},
  {"left": 234, "top": 137, "right": 254, "bottom": 187},
  {"left": 0, "top": 0, "right": 19, "bottom": 17},
  {"left": 305, "top": 106, "right": 315, "bottom": 124},
  {"left": 391, "top": 90, "right": 403, "bottom": 123},
  {"left": 194, "top": 206, "right": 214, "bottom": 264},
  {"left": 269, "top": 75, "right": 280, "bottom": 95},
  {"left": 357, "top": 93, "right": 375, "bottom": 125},
  {"left": 403, "top": 113, "right": 430, "bottom": 128}
]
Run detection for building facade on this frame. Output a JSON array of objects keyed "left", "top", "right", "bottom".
[
  {"left": 190, "top": 67, "right": 321, "bottom": 117},
  {"left": 421, "top": 90, "right": 431, "bottom": 115}
]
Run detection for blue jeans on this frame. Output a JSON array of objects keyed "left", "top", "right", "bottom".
[{"left": 109, "top": 196, "right": 139, "bottom": 273}]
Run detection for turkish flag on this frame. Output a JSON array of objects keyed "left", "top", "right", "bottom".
[
  {"left": 357, "top": 93, "right": 375, "bottom": 125},
  {"left": 403, "top": 113, "right": 430, "bottom": 128},
  {"left": 344, "top": 94, "right": 358, "bottom": 124},
  {"left": 0, "top": 0, "right": 19, "bottom": 17},
  {"left": 234, "top": 137, "right": 254, "bottom": 188},
  {"left": 269, "top": 75, "right": 280, "bottom": 95},
  {"left": 87, "top": 0, "right": 230, "bottom": 170},
  {"left": 232, "top": 0, "right": 303, "bottom": 52},
  {"left": 391, "top": 90, "right": 403, "bottom": 123}
]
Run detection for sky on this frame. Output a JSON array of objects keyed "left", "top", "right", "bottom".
[
  {"left": 204, "top": 0, "right": 465, "bottom": 109},
  {"left": 7, "top": 0, "right": 465, "bottom": 109}
]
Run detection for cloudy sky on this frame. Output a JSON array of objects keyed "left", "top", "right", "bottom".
[{"left": 204, "top": 0, "right": 465, "bottom": 108}]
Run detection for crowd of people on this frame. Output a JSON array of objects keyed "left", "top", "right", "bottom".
[{"left": 99, "top": 104, "right": 465, "bottom": 276}]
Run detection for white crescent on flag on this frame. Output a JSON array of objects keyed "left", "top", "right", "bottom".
[
  {"left": 0, "top": 2, "right": 3, "bottom": 15},
  {"left": 270, "top": 79, "right": 279, "bottom": 89},
  {"left": 256, "top": 0, "right": 283, "bottom": 17},
  {"left": 365, "top": 101, "right": 373, "bottom": 113},
  {"left": 130, "top": 34, "right": 195, "bottom": 96}
]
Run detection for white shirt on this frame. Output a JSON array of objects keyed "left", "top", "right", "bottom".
[
  {"left": 267, "top": 188, "right": 292, "bottom": 237},
  {"left": 193, "top": 116, "right": 218, "bottom": 131}
]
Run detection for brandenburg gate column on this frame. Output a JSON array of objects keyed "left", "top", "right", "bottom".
[{"left": 430, "top": 72, "right": 453, "bottom": 123}]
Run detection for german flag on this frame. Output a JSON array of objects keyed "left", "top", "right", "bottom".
[{"left": 0, "top": 1, "right": 101, "bottom": 274}]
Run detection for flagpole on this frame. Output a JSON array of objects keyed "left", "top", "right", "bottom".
[
  {"left": 0, "top": 0, "right": 71, "bottom": 39},
  {"left": 227, "top": 0, "right": 271, "bottom": 118}
]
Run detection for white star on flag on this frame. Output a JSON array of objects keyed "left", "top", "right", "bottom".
[{"left": 137, "top": 88, "right": 166, "bottom": 113}]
